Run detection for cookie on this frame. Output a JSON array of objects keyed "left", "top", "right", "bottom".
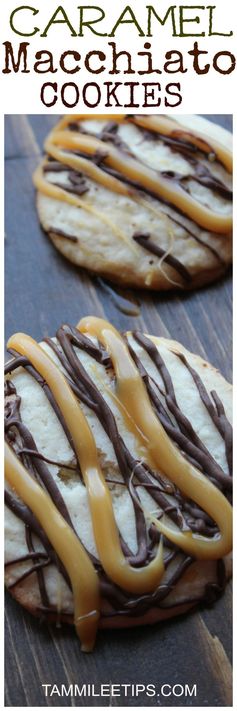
[
  {"left": 5, "top": 317, "right": 232, "bottom": 651},
  {"left": 34, "top": 114, "right": 232, "bottom": 290}
]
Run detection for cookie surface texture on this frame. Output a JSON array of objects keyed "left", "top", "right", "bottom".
[
  {"left": 34, "top": 114, "right": 232, "bottom": 290},
  {"left": 5, "top": 317, "right": 232, "bottom": 650}
]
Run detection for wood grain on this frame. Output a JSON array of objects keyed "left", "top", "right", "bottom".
[{"left": 4, "top": 114, "right": 232, "bottom": 707}]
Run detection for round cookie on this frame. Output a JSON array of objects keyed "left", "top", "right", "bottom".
[
  {"left": 5, "top": 317, "right": 232, "bottom": 650},
  {"left": 34, "top": 114, "right": 232, "bottom": 290}
]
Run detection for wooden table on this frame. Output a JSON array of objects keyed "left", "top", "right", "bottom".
[{"left": 5, "top": 115, "right": 232, "bottom": 707}]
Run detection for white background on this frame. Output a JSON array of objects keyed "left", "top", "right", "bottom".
[{"left": 0, "top": 0, "right": 236, "bottom": 113}]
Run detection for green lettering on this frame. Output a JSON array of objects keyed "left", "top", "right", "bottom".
[
  {"left": 147, "top": 5, "right": 177, "bottom": 36},
  {"left": 10, "top": 5, "right": 39, "bottom": 37},
  {"left": 208, "top": 5, "right": 233, "bottom": 36},
  {"left": 41, "top": 6, "right": 77, "bottom": 37},
  {"left": 109, "top": 6, "right": 145, "bottom": 37},
  {"left": 179, "top": 6, "right": 205, "bottom": 37},
  {"left": 78, "top": 6, "right": 106, "bottom": 36}
]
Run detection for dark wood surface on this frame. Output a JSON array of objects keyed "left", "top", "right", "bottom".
[{"left": 5, "top": 115, "right": 232, "bottom": 707}]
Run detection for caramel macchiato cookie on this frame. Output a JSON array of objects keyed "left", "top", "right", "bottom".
[
  {"left": 34, "top": 114, "right": 232, "bottom": 290},
  {"left": 5, "top": 317, "right": 232, "bottom": 651}
]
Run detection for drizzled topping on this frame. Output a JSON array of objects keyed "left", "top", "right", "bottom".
[
  {"left": 5, "top": 318, "right": 232, "bottom": 649},
  {"left": 34, "top": 115, "right": 232, "bottom": 289},
  {"left": 5, "top": 442, "right": 100, "bottom": 652},
  {"left": 78, "top": 317, "right": 232, "bottom": 561}
]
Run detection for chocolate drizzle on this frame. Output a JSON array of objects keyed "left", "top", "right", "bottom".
[
  {"left": 72, "top": 117, "right": 232, "bottom": 201},
  {"left": 132, "top": 332, "right": 232, "bottom": 497},
  {"left": 43, "top": 155, "right": 226, "bottom": 270},
  {"left": 132, "top": 232, "right": 192, "bottom": 284},
  {"left": 176, "top": 352, "right": 232, "bottom": 476},
  {"left": 5, "top": 324, "right": 232, "bottom": 620},
  {"left": 42, "top": 115, "right": 231, "bottom": 281}
]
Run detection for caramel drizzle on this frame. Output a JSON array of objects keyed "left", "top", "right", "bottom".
[
  {"left": 41, "top": 158, "right": 192, "bottom": 287},
  {"left": 128, "top": 334, "right": 232, "bottom": 492},
  {"left": 43, "top": 158, "right": 226, "bottom": 270},
  {"left": 32, "top": 115, "right": 233, "bottom": 290},
  {"left": 5, "top": 488, "right": 71, "bottom": 591},
  {"left": 78, "top": 317, "right": 232, "bottom": 560},
  {"left": 5, "top": 442, "right": 100, "bottom": 652},
  {"left": 47, "top": 325, "right": 186, "bottom": 533},
  {"left": 37, "top": 115, "right": 232, "bottom": 234},
  {"left": 59, "top": 113, "right": 233, "bottom": 172},
  {"left": 133, "top": 331, "right": 232, "bottom": 474},
  {"left": 4, "top": 324, "right": 232, "bottom": 646},
  {"left": 44, "top": 325, "right": 227, "bottom": 545},
  {"left": 5, "top": 333, "right": 230, "bottom": 616},
  {"left": 6, "top": 333, "right": 176, "bottom": 646},
  {"left": 6, "top": 334, "right": 165, "bottom": 592},
  {"left": 126, "top": 115, "right": 233, "bottom": 173},
  {"left": 33, "top": 163, "right": 139, "bottom": 255}
]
